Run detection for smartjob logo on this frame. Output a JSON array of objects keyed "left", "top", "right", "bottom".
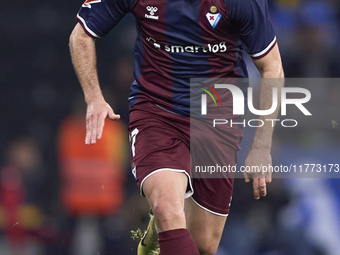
[
  {"left": 165, "top": 42, "right": 227, "bottom": 53},
  {"left": 201, "top": 84, "right": 312, "bottom": 128},
  {"left": 145, "top": 37, "right": 227, "bottom": 53}
]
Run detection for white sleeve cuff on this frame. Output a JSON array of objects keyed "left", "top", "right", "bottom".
[
  {"left": 76, "top": 14, "right": 100, "bottom": 38},
  {"left": 250, "top": 37, "right": 277, "bottom": 59}
]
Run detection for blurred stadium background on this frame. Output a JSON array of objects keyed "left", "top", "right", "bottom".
[{"left": 1, "top": 0, "right": 340, "bottom": 254}]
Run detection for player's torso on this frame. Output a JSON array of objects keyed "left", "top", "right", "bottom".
[
  {"left": 128, "top": 0, "right": 248, "bottom": 116},
  {"left": 131, "top": 0, "right": 245, "bottom": 79}
]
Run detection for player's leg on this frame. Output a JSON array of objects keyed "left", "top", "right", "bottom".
[
  {"left": 185, "top": 198, "right": 227, "bottom": 255},
  {"left": 129, "top": 102, "right": 199, "bottom": 255},
  {"left": 188, "top": 116, "right": 239, "bottom": 254},
  {"left": 185, "top": 170, "right": 234, "bottom": 255},
  {"left": 142, "top": 170, "right": 199, "bottom": 255},
  {"left": 143, "top": 170, "right": 187, "bottom": 232}
]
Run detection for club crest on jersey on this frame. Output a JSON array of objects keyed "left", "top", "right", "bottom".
[
  {"left": 145, "top": 6, "right": 159, "bottom": 20},
  {"left": 206, "top": 12, "right": 222, "bottom": 29}
]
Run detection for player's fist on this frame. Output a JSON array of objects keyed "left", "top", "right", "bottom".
[
  {"left": 244, "top": 148, "right": 272, "bottom": 200},
  {"left": 85, "top": 98, "right": 120, "bottom": 145}
]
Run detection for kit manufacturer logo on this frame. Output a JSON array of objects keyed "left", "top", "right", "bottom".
[{"left": 145, "top": 6, "right": 159, "bottom": 20}]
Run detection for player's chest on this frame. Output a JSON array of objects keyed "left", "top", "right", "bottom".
[{"left": 132, "top": 0, "right": 234, "bottom": 38}]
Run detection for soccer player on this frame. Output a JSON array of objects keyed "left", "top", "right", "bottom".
[{"left": 69, "top": 0, "right": 284, "bottom": 254}]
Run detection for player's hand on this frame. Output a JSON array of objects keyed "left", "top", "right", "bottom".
[
  {"left": 243, "top": 148, "right": 272, "bottom": 200},
  {"left": 85, "top": 98, "right": 120, "bottom": 145}
]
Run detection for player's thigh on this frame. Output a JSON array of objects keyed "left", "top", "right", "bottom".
[
  {"left": 185, "top": 197, "right": 227, "bottom": 254},
  {"left": 128, "top": 102, "right": 190, "bottom": 196}
]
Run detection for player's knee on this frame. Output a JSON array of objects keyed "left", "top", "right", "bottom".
[
  {"left": 148, "top": 189, "right": 185, "bottom": 231},
  {"left": 152, "top": 199, "right": 185, "bottom": 225},
  {"left": 147, "top": 187, "right": 184, "bottom": 223}
]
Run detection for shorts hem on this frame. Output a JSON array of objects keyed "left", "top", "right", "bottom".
[
  {"left": 139, "top": 168, "right": 194, "bottom": 198},
  {"left": 191, "top": 197, "right": 229, "bottom": 217}
]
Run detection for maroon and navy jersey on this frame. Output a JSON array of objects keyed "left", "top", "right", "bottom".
[{"left": 77, "top": 0, "right": 276, "bottom": 116}]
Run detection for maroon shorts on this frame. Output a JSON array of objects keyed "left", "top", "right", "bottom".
[{"left": 128, "top": 102, "right": 241, "bottom": 216}]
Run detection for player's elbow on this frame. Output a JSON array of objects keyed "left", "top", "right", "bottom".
[
  {"left": 69, "top": 24, "right": 93, "bottom": 50},
  {"left": 69, "top": 25, "right": 82, "bottom": 48},
  {"left": 260, "top": 64, "right": 284, "bottom": 79},
  {"left": 69, "top": 26, "right": 78, "bottom": 50}
]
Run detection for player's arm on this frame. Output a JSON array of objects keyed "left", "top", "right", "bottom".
[
  {"left": 244, "top": 43, "right": 284, "bottom": 199},
  {"left": 252, "top": 43, "right": 284, "bottom": 148},
  {"left": 69, "top": 24, "right": 120, "bottom": 145}
]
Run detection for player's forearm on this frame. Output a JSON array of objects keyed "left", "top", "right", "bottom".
[
  {"left": 252, "top": 61, "right": 284, "bottom": 150},
  {"left": 69, "top": 24, "right": 104, "bottom": 103},
  {"left": 251, "top": 43, "right": 285, "bottom": 150},
  {"left": 252, "top": 75, "right": 284, "bottom": 151}
]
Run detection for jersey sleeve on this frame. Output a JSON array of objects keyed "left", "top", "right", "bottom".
[
  {"left": 76, "top": 0, "right": 134, "bottom": 38},
  {"left": 226, "top": 0, "right": 276, "bottom": 59}
]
